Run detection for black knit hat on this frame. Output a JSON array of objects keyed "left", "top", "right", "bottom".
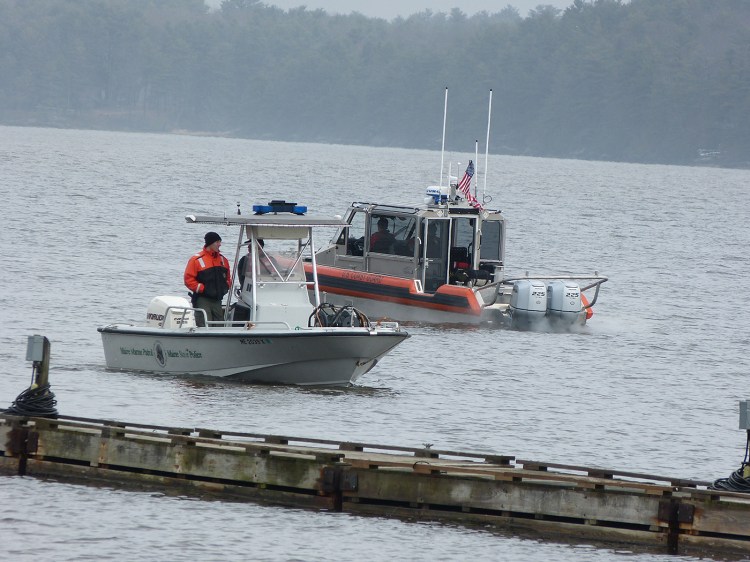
[{"left": 204, "top": 231, "right": 222, "bottom": 246}]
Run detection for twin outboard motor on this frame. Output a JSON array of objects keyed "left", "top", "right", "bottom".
[
  {"left": 508, "top": 280, "right": 583, "bottom": 330},
  {"left": 509, "top": 280, "right": 548, "bottom": 330},
  {"left": 546, "top": 280, "right": 583, "bottom": 326}
]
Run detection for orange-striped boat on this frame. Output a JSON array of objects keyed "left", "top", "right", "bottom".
[{"left": 308, "top": 186, "right": 607, "bottom": 330}]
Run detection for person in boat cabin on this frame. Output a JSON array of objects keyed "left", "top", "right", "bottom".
[
  {"left": 238, "top": 239, "right": 277, "bottom": 284},
  {"left": 234, "top": 239, "right": 277, "bottom": 322},
  {"left": 184, "top": 231, "right": 231, "bottom": 327},
  {"left": 426, "top": 222, "right": 443, "bottom": 258},
  {"left": 370, "top": 216, "right": 395, "bottom": 253},
  {"left": 234, "top": 240, "right": 257, "bottom": 323},
  {"left": 237, "top": 239, "right": 266, "bottom": 290}
]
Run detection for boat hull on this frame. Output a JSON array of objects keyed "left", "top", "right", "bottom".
[
  {"left": 98, "top": 325, "right": 408, "bottom": 386},
  {"left": 309, "top": 265, "right": 504, "bottom": 325}
]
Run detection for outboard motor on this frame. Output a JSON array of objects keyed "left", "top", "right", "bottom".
[
  {"left": 546, "top": 281, "right": 583, "bottom": 327},
  {"left": 509, "top": 280, "right": 547, "bottom": 330},
  {"left": 146, "top": 296, "right": 195, "bottom": 328}
]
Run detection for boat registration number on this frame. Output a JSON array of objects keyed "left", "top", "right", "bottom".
[{"left": 239, "top": 338, "right": 271, "bottom": 345}]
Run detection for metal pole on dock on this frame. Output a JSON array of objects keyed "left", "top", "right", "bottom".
[
  {"left": 26, "top": 335, "right": 51, "bottom": 388},
  {"left": 4, "top": 335, "right": 57, "bottom": 418}
]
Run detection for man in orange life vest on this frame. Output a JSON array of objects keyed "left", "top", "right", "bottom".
[{"left": 184, "top": 231, "right": 231, "bottom": 327}]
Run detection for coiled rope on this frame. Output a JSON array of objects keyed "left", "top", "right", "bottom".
[
  {"left": 710, "top": 432, "right": 750, "bottom": 492},
  {"left": 4, "top": 383, "right": 58, "bottom": 418},
  {"left": 308, "top": 303, "right": 370, "bottom": 328}
]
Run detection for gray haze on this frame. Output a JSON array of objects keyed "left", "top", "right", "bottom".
[
  {"left": 207, "top": 1, "right": 574, "bottom": 18},
  {"left": 5, "top": 1, "right": 743, "bottom": 167}
]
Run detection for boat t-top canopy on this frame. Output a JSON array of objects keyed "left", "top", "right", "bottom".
[
  {"left": 185, "top": 214, "right": 346, "bottom": 228},
  {"left": 186, "top": 213, "right": 348, "bottom": 241}
]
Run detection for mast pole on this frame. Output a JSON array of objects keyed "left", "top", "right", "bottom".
[
  {"left": 309, "top": 228, "right": 321, "bottom": 307},
  {"left": 474, "top": 139, "right": 479, "bottom": 199},
  {"left": 483, "top": 89, "right": 493, "bottom": 203},
  {"left": 439, "top": 87, "right": 448, "bottom": 187}
]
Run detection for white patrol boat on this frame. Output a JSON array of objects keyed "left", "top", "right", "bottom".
[{"left": 98, "top": 201, "right": 409, "bottom": 386}]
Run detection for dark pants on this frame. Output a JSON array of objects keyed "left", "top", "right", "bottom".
[
  {"left": 195, "top": 296, "right": 224, "bottom": 327},
  {"left": 232, "top": 304, "right": 250, "bottom": 322}
]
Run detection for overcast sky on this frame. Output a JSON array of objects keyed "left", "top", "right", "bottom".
[{"left": 210, "top": 1, "right": 575, "bottom": 19}]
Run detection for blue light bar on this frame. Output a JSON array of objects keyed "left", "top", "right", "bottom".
[{"left": 252, "top": 200, "right": 307, "bottom": 215}]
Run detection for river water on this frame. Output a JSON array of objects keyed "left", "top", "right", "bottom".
[{"left": 1, "top": 125, "right": 749, "bottom": 561}]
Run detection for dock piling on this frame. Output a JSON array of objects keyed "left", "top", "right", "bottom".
[{"left": 5, "top": 335, "right": 57, "bottom": 418}]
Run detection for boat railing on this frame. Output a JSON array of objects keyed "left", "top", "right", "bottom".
[
  {"left": 253, "top": 280, "right": 314, "bottom": 287},
  {"left": 161, "top": 305, "right": 290, "bottom": 330},
  {"left": 369, "top": 321, "right": 401, "bottom": 330},
  {"left": 208, "top": 320, "right": 293, "bottom": 330},
  {"left": 162, "top": 305, "right": 203, "bottom": 328},
  {"left": 499, "top": 274, "right": 609, "bottom": 309}
]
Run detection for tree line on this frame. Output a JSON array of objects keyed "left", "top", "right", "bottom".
[{"left": 1, "top": 0, "right": 748, "bottom": 167}]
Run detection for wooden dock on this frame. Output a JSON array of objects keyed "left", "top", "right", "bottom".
[{"left": 2, "top": 412, "right": 750, "bottom": 557}]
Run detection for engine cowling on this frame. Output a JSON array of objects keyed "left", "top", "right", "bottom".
[
  {"left": 509, "top": 280, "right": 547, "bottom": 329},
  {"left": 547, "top": 280, "right": 583, "bottom": 326},
  {"left": 146, "top": 296, "right": 196, "bottom": 328}
]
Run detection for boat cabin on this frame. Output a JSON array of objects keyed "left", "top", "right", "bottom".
[
  {"left": 316, "top": 192, "right": 506, "bottom": 293},
  {"left": 187, "top": 203, "right": 348, "bottom": 327}
]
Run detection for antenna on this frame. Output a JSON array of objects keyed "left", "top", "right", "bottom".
[
  {"left": 474, "top": 139, "right": 479, "bottom": 200},
  {"left": 439, "top": 87, "right": 448, "bottom": 187},
  {"left": 483, "top": 89, "right": 493, "bottom": 203}
]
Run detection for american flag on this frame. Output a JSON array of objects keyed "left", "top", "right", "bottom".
[{"left": 456, "top": 160, "right": 483, "bottom": 209}]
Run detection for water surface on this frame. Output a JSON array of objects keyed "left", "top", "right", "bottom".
[{"left": 1, "top": 126, "right": 749, "bottom": 561}]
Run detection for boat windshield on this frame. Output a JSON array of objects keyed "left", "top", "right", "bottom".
[
  {"left": 339, "top": 210, "right": 366, "bottom": 256},
  {"left": 479, "top": 220, "right": 503, "bottom": 262},
  {"left": 369, "top": 214, "right": 416, "bottom": 256},
  {"left": 260, "top": 249, "right": 305, "bottom": 281},
  {"left": 240, "top": 239, "right": 307, "bottom": 283}
]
